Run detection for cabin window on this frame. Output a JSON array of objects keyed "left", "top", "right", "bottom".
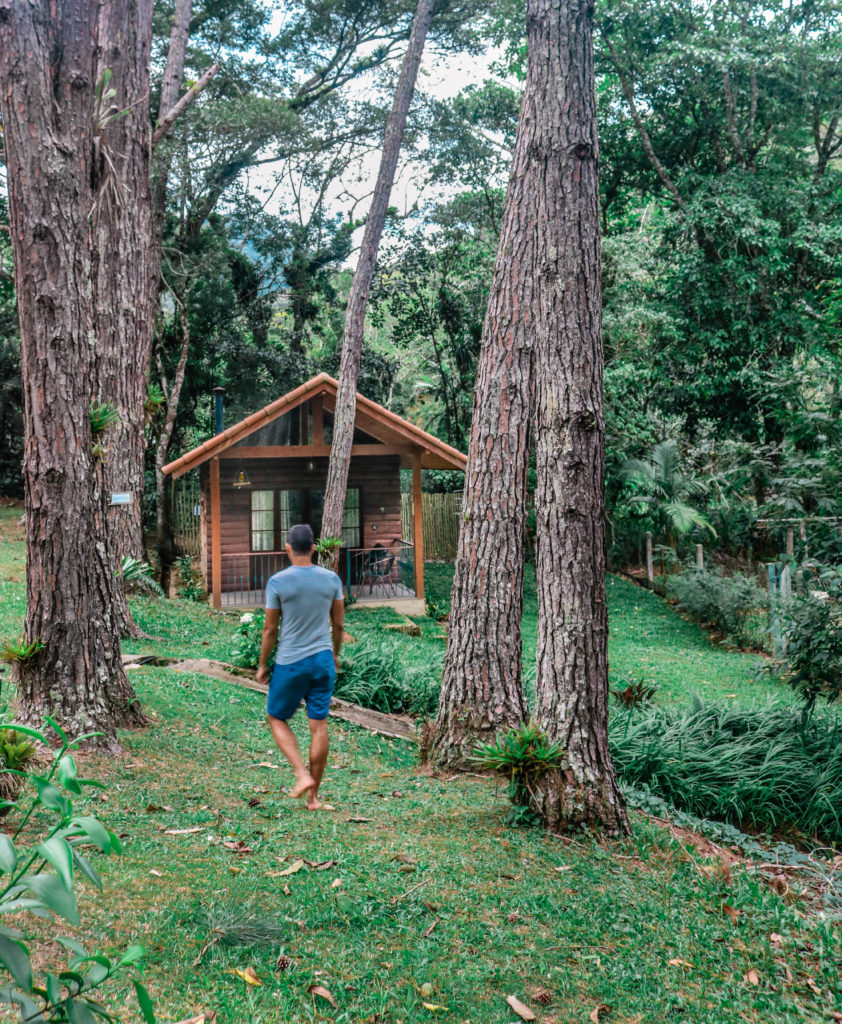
[
  {"left": 251, "top": 487, "right": 362, "bottom": 551},
  {"left": 250, "top": 491, "right": 275, "bottom": 551}
]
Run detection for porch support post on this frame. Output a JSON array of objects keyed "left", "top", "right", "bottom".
[
  {"left": 412, "top": 450, "right": 425, "bottom": 601},
  {"left": 210, "top": 457, "right": 222, "bottom": 609}
]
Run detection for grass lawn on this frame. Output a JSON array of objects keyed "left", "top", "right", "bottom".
[{"left": 0, "top": 504, "right": 839, "bottom": 1023}]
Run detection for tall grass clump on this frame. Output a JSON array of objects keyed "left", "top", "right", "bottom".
[
  {"left": 610, "top": 698, "right": 842, "bottom": 844},
  {"left": 335, "top": 635, "right": 441, "bottom": 715}
]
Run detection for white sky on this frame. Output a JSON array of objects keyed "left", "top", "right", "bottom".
[{"left": 245, "top": 6, "right": 500, "bottom": 262}]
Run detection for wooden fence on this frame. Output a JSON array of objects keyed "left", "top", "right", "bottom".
[
  {"left": 401, "top": 491, "right": 462, "bottom": 562},
  {"left": 171, "top": 474, "right": 202, "bottom": 558}
]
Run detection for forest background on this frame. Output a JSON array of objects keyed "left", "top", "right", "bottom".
[{"left": 0, "top": 0, "right": 840, "bottom": 570}]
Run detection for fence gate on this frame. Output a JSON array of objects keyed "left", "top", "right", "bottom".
[
  {"left": 171, "top": 472, "right": 202, "bottom": 558},
  {"left": 401, "top": 491, "right": 462, "bottom": 562}
]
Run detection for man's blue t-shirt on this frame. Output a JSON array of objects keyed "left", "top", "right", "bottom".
[{"left": 265, "top": 565, "right": 343, "bottom": 665}]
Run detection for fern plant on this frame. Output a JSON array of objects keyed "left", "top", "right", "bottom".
[
  {"left": 314, "top": 536, "right": 342, "bottom": 569},
  {"left": 118, "top": 557, "right": 164, "bottom": 597},
  {"left": 472, "top": 723, "right": 566, "bottom": 809}
]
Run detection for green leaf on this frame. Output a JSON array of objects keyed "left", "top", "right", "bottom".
[
  {"left": 83, "top": 962, "right": 109, "bottom": 987},
  {"left": 58, "top": 755, "right": 82, "bottom": 795},
  {"left": 33, "top": 778, "right": 70, "bottom": 816},
  {"left": 106, "top": 831, "right": 122, "bottom": 856},
  {"left": 58, "top": 970, "right": 85, "bottom": 995},
  {"left": 0, "top": 934, "right": 32, "bottom": 993},
  {"left": 46, "top": 973, "right": 61, "bottom": 1005},
  {"left": 55, "top": 937, "right": 87, "bottom": 958},
  {"left": 24, "top": 874, "right": 80, "bottom": 926},
  {"left": 120, "top": 945, "right": 145, "bottom": 966},
  {"left": 133, "top": 980, "right": 156, "bottom": 1024},
  {"left": 44, "top": 717, "right": 68, "bottom": 745},
  {"left": 66, "top": 996, "right": 97, "bottom": 1024},
  {"left": 71, "top": 851, "right": 102, "bottom": 891},
  {"left": 13, "top": 991, "right": 45, "bottom": 1023},
  {"left": 68, "top": 817, "right": 111, "bottom": 854},
  {"left": 0, "top": 836, "right": 17, "bottom": 875},
  {"left": 0, "top": 724, "right": 48, "bottom": 746},
  {"left": 36, "top": 836, "right": 74, "bottom": 890}
]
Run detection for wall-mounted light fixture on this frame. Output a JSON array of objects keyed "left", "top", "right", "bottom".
[{"left": 232, "top": 467, "right": 251, "bottom": 489}]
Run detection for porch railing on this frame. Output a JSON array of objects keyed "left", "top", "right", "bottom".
[
  {"left": 217, "top": 543, "right": 416, "bottom": 607},
  {"left": 344, "top": 541, "right": 415, "bottom": 600}
]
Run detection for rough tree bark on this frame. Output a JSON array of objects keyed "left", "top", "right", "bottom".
[
  {"left": 93, "top": 0, "right": 156, "bottom": 638},
  {"left": 529, "top": 0, "right": 628, "bottom": 835},
  {"left": 428, "top": 17, "right": 548, "bottom": 768},
  {"left": 0, "top": 0, "right": 144, "bottom": 742},
  {"left": 320, "top": 0, "right": 435, "bottom": 542}
]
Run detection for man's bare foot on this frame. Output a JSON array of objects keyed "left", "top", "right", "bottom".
[
  {"left": 305, "top": 798, "right": 335, "bottom": 811},
  {"left": 288, "top": 774, "right": 316, "bottom": 800}
]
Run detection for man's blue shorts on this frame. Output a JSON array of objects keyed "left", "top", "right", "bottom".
[{"left": 267, "top": 649, "right": 336, "bottom": 721}]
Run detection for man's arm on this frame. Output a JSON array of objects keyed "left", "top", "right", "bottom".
[
  {"left": 257, "top": 607, "right": 280, "bottom": 687},
  {"left": 330, "top": 598, "right": 344, "bottom": 671}
]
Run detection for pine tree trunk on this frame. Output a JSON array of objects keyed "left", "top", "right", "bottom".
[
  {"left": 320, "top": 0, "right": 435, "bottom": 542},
  {"left": 93, "top": 0, "right": 156, "bottom": 638},
  {"left": 528, "top": 0, "right": 628, "bottom": 835},
  {"left": 428, "top": 18, "right": 551, "bottom": 768},
  {"left": 0, "top": 0, "right": 144, "bottom": 743}
]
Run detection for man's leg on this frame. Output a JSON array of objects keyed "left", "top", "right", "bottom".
[
  {"left": 267, "top": 715, "right": 315, "bottom": 799},
  {"left": 305, "top": 718, "right": 329, "bottom": 810}
]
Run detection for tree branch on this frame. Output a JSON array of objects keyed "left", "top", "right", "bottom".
[
  {"left": 600, "top": 28, "right": 688, "bottom": 213},
  {"left": 152, "top": 61, "right": 221, "bottom": 149}
]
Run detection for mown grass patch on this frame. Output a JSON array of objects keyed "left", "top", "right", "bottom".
[{"left": 54, "top": 667, "right": 842, "bottom": 1023}]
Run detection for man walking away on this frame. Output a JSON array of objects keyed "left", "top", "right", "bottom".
[{"left": 257, "top": 523, "right": 344, "bottom": 809}]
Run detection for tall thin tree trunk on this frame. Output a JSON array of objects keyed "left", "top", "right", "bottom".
[
  {"left": 155, "top": 296, "right": 191, "bottom": 595},
  {"left": 93, "top": 0, "right": 156, "bottom": 638},
  {"left": 428, "top": 22, "right": 548, "bottom": 769},
  {"left": 0, "top": 0, "right": 144, "bottom": 743},
  {"left": 528, "top": 0, "right": 628, "bottom": 835},
  {"left": 320, "top": 0, "right": 435, "bottom": 542}
]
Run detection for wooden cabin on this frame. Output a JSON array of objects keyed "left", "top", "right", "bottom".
[{"left": 162, "top": 373, "right": 467, "bottom": 614}]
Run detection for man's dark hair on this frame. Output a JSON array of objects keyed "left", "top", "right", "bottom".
[{"left": 287, "top": 523, "right": 315, "bottom": 555}]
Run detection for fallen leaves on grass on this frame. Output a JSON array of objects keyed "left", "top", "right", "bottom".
[
  {"left": 308, "top": 984, "right": 337, "bottom": 1007},
  {"left": 422, "top": 919, "right": 439, "bottom": 938},
  {"left": 554, "top": 865, "right": 572, "bottom": 873},
  {"left": 505, "top": 994, "right": 536, "bottom": 1020},
  {"left": 277, "top": 858, "right": 305, "bottom": 876},
  {"left": 305, "top": 859, "right": 335, "bottom": 870},
  {"left": 234, "top": 967, "right": 261, "bottom": 986},
  {"left": 222, "top": 840, "right": 253, "bottom": 855},
  {"left": 668, "top": 958, "right": 692, "bottom": 969},
  {"left": 255, "top": 762, "right": 281, "bottom": 769},
  {"left": 348, "top": 816, "right": 372, "bottom": 823},
  {"left": 331, "top": 878, "right": 342, "bottom": 889},
  {"left": 721, "top": 902, "right": 740, "bottom": 925},
  {"left": 589, "top": 1006, "right": 609, "bottom": 1023},
  {"left": 149, "top": 869, "right": 162, "bottom": 877},
  {"left": 422, "top": 1003, "right": 448, "bottom": 1013},
  {"left": 744, "top": 968, "right": 759, "bottom": 987},
  {"left": 163, "top": 826, "right": 203, "bottom": 835}
]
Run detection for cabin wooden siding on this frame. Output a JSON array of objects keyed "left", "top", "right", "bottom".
[{"left": 201, "top": 455, "right": 403, "bottom": 593}]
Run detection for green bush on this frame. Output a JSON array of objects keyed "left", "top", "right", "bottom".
[
  {"left": 779, "top": 594, "right": 842, "bottom": 711},
  {"left": 609, "top": 699, "right": 842, "bottom": 844},
  {"left": 472, "top": 722, "right": 564, "bottom": 818},
  {"left": 334, "top": 635, "right": 441, "bottom": 715},
  {"left": 230, "top": 610, "right": 265, "bottom": 668},
  {"left": 0, "top": 717, "right": 152, "bottom": 1022},
  {"left": 667, "top": 566, "right": 769, "bottom": 650}
]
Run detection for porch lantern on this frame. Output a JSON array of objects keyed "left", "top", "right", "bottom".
[{"left": 232, "top": 467, "right": 251, "bottom": 489}]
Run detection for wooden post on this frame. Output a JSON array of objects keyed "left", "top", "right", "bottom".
[
  {"left": 696, "top": 543, "right": 704, "bottom": 570},
  {"left": 412, "top": 451, "right": 425, "bottom": 601},
  {"left": 210, "top": 457, "right": 222, "bottom": 610},
  {"left": 799, "top": 520, "right": 808, "bottom": 560},
  {"left": 645, "top": 532, "right": 654, "bottom": 588},
  {"left": 786, "top": 527, "right": 794, "bottom": 557},
  {"left": 312, "top": 395, "right": 324, "bottom": 446}
]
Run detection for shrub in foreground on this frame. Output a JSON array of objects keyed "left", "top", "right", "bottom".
[
  {"left": 609, "top": 699, "right": 842, "bottom": 844},
  {"left": 334, "top": 635, "right": 441, "bottom": 715},
  {"left": 0, "top": 718, "right": 152, "bottom": 1022}
]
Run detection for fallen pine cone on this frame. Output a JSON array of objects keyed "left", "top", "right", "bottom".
[
  {"left": 275, "top": 955, "right": 292, "bottom": 972},
  {"left": 533, "top": 989, "right": 553, "bottom": 1007}
]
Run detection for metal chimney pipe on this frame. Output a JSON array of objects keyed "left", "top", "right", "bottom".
[{"left": 213, "top": 387, "right": 226, "bottom": 435}]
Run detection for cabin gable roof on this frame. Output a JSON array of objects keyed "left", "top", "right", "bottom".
[{"left": 162, "top": 373, "right": 467, "bottom": 478}]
